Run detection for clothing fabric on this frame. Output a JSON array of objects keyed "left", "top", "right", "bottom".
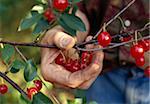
[{"left": 85, "top": 66, "right": 150, "bottom": 104}]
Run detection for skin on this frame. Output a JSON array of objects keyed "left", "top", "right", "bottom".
[{"left": 41, "top": 10, "right": 104, "bottom": 89}]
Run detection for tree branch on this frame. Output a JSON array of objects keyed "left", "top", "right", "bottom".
[
  {"left": 76, "top": 35, "right": 150, "bottom": 51},
  {"left": 0, "top": 71, "right": 27, "bottom": 97}
]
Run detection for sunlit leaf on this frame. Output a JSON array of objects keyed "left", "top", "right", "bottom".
[
  {"left": 24, "top": 60, "right": 37, "bottom": 82},
  {"left": 19, "top": 13, "right": 42, "bottom": 31},
  {"left": 1, "top": 45, "right": 15, "bottom": 63},
  {"left": 32, "top": 92, "right": 53, "bottom": 104}
]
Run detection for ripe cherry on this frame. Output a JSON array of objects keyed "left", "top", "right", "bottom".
[
  {"left": 71, "top": 60, "right": 80, "bottom": 72},
  {"left": 55, "top": 54, "right": 65, "bottom": 65},
  {"left": 80, "top": 63, "right": 87, "bottom": 69},
  {"left": 65, "top": 59, "right": 73, "bottom": 71},
  {"left": 97, "top": 32, "right": 112, "bottom": 47},
  {"left": 53, "top": 0, "right": 69, "bottom": 12},
  {"left": 81, "top": 52, "right": 93, "bottom": 65},
  {"left": 0, "top": 84, "right": 8, "bottom": 94},
  {"left": 130, "top": 44, "right": 144, "bottom": 58},
  {"left": 44, "top": 9, "right": 55, "bottom": 22},
  {"left": 138, "top": 39, "right": 150, "bottom": 52},
  {"left": 81, "top": 52, "right": 89, "bottom": 63},
  {"left": 144, "top": 66, "right": 150, "bottom": 77},
  {"left": 27, "top": 87, "right": 38, "bottom": 99},
  {"left": 33, "top": 80, "right": 42, "bottom": 91},
  {"left": 135, "top": 56, "right": 145, "bottom": 67}
]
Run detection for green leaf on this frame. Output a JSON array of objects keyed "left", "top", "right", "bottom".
[
  {"left": 72, "top": 5, "right": 78, "bottom": 15},
  {"left": 20, "top": 94, "right": 31, "bottom": 104},
  {"left": 32, "top": 92, "right": 53, "bottom": 104},
  {"left": 1, "top": 45, "right": 15, "bottom": 63},
  {"left": 10, "top": 60, "right": 25, "bottom": 73},
  {"left": 32, "top": 18, "right": 49, "bottom": 35},
  {"left": 60, "top": 13, "right": 86, "bottom": 32},
  {"left": 24, "top": 60, "right": 37, "bottom": 82},
  {"left": 58, "top": 18, "right": 76, "bottom": 36},
  {"left": 19, "top": 13, "right": 42, "bottom": 31}
]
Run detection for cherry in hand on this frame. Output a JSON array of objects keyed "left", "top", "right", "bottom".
[
  {"left": 53, "top": 0, "right": 69, "bottom": 12},
  {"left": 97, "top": 32, "right": 112, "bottom": 47},
  {"left": 55, "top": 54, "right": 65, "bottom": 65},
  {"left": 33, "top": 80, "right": 42, "bottom": 91},
  {"left": 0, "top": 84, "right": 8, "bottom": 94}
]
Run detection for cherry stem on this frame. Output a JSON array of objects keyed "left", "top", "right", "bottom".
[
  {"left": 0, "top": 71, "right": 28, "bottom": 96},
  {"left": 93, "top": 0, "right": 136, "bottom": 39},
  {"left": 14, "top": 46, "right": 27, "bottom": 62},
  {"left": 117, "top": 16, "right": 126, "bottom": 30},
  {"left": 135, "top": 31, "right": 138, "bottom": 44}
]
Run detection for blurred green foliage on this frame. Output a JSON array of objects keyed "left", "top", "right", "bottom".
[
  {"left": 0, "top": 0, "right": 42, "bottom": 104},
  {"left": 0, "top": 0, "right": 41, "bottom": 63}
]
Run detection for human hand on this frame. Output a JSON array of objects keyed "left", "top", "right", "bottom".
[{"left": 40, "top": 10, "right": 104, "bottom": 89}]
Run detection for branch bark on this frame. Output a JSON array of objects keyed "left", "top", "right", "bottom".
[{"left": 0, "top": 72, "right": 27, "bottom": 97}]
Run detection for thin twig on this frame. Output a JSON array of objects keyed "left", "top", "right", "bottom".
[
  {"left": 0, "top": 41, "right": 57, "bottom": 48},
  {"left": 93, "top": 0, "right": 136, "bottom": 39},
  {"left": 0, "top": 71, "right": 27, "bottom": 96},
  {"left": 14, "top": 46, "right": 27, "bottom": 62}
]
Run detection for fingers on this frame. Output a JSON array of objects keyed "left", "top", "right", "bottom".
[
  {"left": 78, "top": 76, "right": 97, "bottom": 89},
  {"left": 54, "top": 31, "right": 76, "bottom": 50}
]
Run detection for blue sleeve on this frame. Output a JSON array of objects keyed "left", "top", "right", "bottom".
[{"left": 85, "top": 67, "right": 150, "bottom": 104}]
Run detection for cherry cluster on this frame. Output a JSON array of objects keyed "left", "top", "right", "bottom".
[
  {"left": 27, "top": 80, "right": 42, "bottom": 99},
  {"left": 55, "top": 52, "right": 93, "bottom": 72},
  {"left": 44, "top": 0, "right": 69, "bottom": 22},
  {"left": 130, "top": 39, "right": 150, "bottom": 77}
]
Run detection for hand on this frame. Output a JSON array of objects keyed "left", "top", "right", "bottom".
[{"left": 40, "top": 10, "right": 104, "bottom": 89}]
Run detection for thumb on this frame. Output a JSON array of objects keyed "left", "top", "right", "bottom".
[{"left": 54, "top": 31, "right": 76, "bottom": 50}]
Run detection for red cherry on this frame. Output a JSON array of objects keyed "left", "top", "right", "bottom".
[
  {"left": 0, "top": 84, "right": 8, "bottom": 94},
  {"left": 135, "top": 56, "right": 145, "bottom": 67},
  {"left": 44, "top": 9, "right": 55, "bottom": 22},
  {"left": 138, "top": 39, "right": 150, "bottom": 52},
  {"left": 130, "top": 44, "right": 144, "bottom": 58},
  {"left": 144, "top": 66, "right": 150, "bottom": 77},
  {"left": 71, "top": 60, "right": 80, "bottom": 72},
  {"left": 33, "top": 80, "right": 42, "bottom": 91},
  {"left": 55, "top": 54, "right": 65, "bottom": 65},
  {"left": 81, "top": 52, "right": 89, "bottom": 63},
  {"left": 65, "top": 59, "right": 73, "bottom": 71},
  {"left": 53, "top": 0, "right": 69, "bottom": 12},
  {"left": 27, "top": 87, "right": 38, "bottom": 99},
  {"left": 97, "top": 32, "right": 112, "bottom": 47},
  {"left": 80, "top": 63, "right": 87, "bottom": 69},
  {"left": 88, "top": 53, "right": 93, "bottom": 64}
]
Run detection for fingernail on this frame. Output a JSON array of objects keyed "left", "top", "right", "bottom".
[{"left": 61, "top": 37, "right": 72, "bottom": 47}]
